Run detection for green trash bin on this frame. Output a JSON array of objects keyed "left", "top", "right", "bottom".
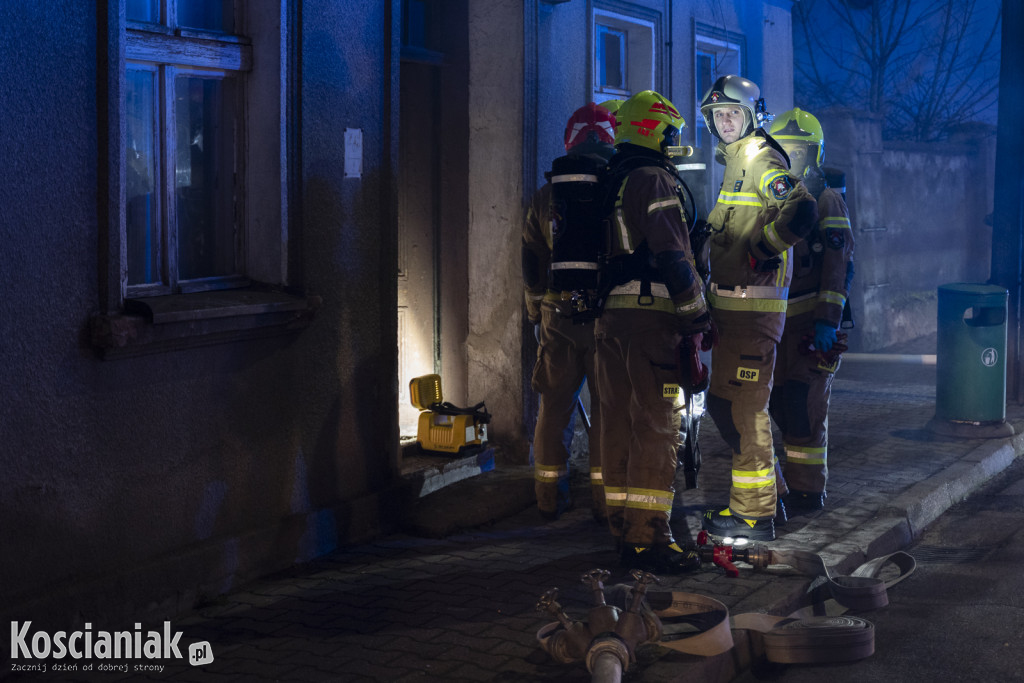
[{"left": 930, "top": 283, "right": 1014, "bottom": 438}]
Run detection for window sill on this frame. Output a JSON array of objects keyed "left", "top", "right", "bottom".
[{"left": 90, "top": 288, "right": 319, "bottom": 359}]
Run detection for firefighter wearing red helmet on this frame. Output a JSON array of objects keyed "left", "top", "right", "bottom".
[
  {"left": 595, "top": 90, "right": 707, "bottom": 574},
  {"left": 768, "top": 108, "right": 855, "bottom": 513},
  {"left": 698, "top": 76, "right": 819, "bottom": 542},
  {"left": 522, "top": 102, "right": 616, "bottom": 523}
]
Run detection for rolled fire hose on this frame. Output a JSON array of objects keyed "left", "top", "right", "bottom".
[
  {"left": 601, "top": 550, "right": 916, "bottom": 664},
  {"left": 651, "top": 548, "right": 917, "bottom": 663}
]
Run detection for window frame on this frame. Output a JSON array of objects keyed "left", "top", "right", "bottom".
[
  {"left": 125, "top": 20, "right": 251, "bottom": 298},
  {"left": 591, "top": 5, "right": 657, "bottom": 105},
  {"left": 693, "top": 24, "right": 745, "bottom": 151},
  {"left": 93, "top": 0, "right": 310, "bottom": 359},
  {"left": 690, "top": 24, "right": 746, "bottom": 226}
]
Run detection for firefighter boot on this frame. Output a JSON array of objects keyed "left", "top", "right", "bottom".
[
  {"left": 701, "top": 507, "right": 775, "bottom": 542},
  {"left": 539, "top": 477, "right": 574, "bottom": 521},
  {"left": 620, "top": 542, "right": 702, "bottom": 575}
]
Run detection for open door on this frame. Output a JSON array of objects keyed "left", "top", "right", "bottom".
[{"left": 397, "top": 0, "right": 469, "bottom": 438}]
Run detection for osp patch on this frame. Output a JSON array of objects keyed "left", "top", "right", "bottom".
[
  {"left": 736, "top": 367, "right": 759, "bottom": 382},
  {"left": 663, "top": 383, "right": 681, "bottom": 399},
  {"left": 816, "top": 358, "right": 840, "bottom": 374}
]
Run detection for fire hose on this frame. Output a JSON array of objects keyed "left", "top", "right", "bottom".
[{"left": 536, "top": 541, "right": 916, "bottom": 679}]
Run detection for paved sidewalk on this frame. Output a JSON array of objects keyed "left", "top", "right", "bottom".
[{"left": 10, "top": 348, "right": 1024, "bottom": 683}]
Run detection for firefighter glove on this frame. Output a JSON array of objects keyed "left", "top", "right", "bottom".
[
  {"left": 749, "top": 254, "right": 781, "bottom": 272},
  {"left": 676, "top": 335, "right": 710, "bottom": 394},
  {"left": 700, "top": 320, "right": 719, "bottom": 351},
  {"left": 679, "top": 312, "right": 711, "bottom": 336},
  {"left": 813, "top": 322, "right": 837, "bottom": 352}
]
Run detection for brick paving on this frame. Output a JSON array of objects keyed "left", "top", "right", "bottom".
[{"left": 10, "top": 350, "right": 1024, "bottom": 683}]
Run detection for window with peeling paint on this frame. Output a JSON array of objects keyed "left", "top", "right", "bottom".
[{"left": 123, "top": 1, "right": 288, "bottom": 298}]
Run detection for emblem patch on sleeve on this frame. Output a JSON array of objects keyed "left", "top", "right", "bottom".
[
  {"left": 826, "top": 228, "right": 846, "bottom": 249},
  {"left": 770, "top": 176, "right": 793, "bottom": 200}
]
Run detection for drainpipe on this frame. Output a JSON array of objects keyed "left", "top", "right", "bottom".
[{"left": 842, "top": 353, "right": 936, "bottom": 365}]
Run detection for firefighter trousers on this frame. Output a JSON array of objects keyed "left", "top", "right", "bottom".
[
  {"left": 594, "top": 309, "right": 682, "bottom": 546},
  {"left": 532, "top": 303, "right": 604, "bottom": 519},
  {"left": 769, "top": 317, "right": 837, "bottom": 495},
  {"left": 707, "top": 327, "right": 778, "bottom": 520}
]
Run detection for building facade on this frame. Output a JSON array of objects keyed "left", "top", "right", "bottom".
[{"left": 0, "top": 0, "right": 796, "bottom": 627}]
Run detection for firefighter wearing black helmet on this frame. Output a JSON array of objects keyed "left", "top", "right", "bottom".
[{"left": 698, "top": 75, "right": 818, "bottom": 542}]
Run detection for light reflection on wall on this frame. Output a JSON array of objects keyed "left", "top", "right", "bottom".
[{"left": 398, "top": 307, "right": 435, "bottom": 438}]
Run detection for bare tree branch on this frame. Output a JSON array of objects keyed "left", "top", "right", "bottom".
[{"left": 793, "top": 0, "right": 1001, "bottom": 141}]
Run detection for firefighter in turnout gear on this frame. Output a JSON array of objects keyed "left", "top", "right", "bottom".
[
  {"left": 595, "top": 90, "right": 708, "bottom": 574},
  {"left": 698, "top": 76, "right": 818, "bottom": 542},
  {"left": 768, "top": 108, "right": 854, "bottom": 512},
  {"left": 523, "top": 102, "right": 617, "bottom": 522}
]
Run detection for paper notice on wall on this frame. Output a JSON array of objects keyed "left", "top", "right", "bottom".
[{"left": 345, "top": 128, "right": 362, "bottom": 179}]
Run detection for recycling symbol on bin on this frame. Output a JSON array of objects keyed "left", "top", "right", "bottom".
[{"left": 981, "top": 347, "right": 998, "bottom": 367}]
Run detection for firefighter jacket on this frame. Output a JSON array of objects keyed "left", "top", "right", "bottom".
[
  {"left": 603, "top": 161, "right": 707, "bottom": 330},
  {"left": 784, "top": 187, "right": 854, "bottom": 329},
  {"left": 522, "top": 183, "right": 554, "bottom": 324},
  {"left": 706, "top": 129, "right": 818, "bottom": 341}
]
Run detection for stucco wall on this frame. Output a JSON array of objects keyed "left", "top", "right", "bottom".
[
  {"left": 1, "top": 0, "right": 400, "bottom": 628},
  {"left": 820, "top": 109, "right": 996, "bottom": 351},
  {"left": 467, "top": 1, "right": 527, "bottom": 462}
]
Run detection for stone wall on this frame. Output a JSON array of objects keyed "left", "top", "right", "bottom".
[{"left": 819, "top": 110, "right": 997, "bottom": 351}]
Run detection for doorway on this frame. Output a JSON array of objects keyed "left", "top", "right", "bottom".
[
  {"left": 397, "top": 60, "right": 441, "bottom": 435},
  {"left": 397, "top": 0, "right": 469, "bottom": 438}
]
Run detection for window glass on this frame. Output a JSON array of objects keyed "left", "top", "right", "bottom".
[
  {"left": 694, "top": 28, "right": 743, "bottom": 149},
  {"left": 174, "top": 75, "right": 239, "bottom": 281},
  {"left": 591, "top": 8, "right": 655, "bottom": 104},
  {"left": 126, "top": 0, "right": 158, "bottom": 23},
  {"left": 126, "top": 67, "right": 160, "bottom": 287},
  {"left": 125, "top": 5, "right": 251, "bottom": 295},
  {"left": 401, "top": 0, "right": 441, "bottom": 51},
  {"left": 597, "top": 26, "right": 625, "bottom": 91},
  {"left": 695, "top": 52, "right": 715, "bottom": 149},
  {"left": 177, "top": 0, "right": 234, "bottom": 33}
]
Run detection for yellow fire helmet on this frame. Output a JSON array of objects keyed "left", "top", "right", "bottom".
[
  {"left": 614, "top": 90, "right": 687, "bottom": 157},
  {"left": 597, "top": 98, "right": 625, "bottom": 119},
  {"left": 770, "top": 107, "right": 825, "bottom": 167}
]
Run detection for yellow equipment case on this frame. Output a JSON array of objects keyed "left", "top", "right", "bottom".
[{"left": 409, "top": 374, "right": 491, "bottom": 455}]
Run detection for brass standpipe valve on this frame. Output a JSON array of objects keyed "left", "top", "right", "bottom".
[
  {"left": 536, "top": 569, "right": 665, "bottom": 679},
  {"left": 535, "top": 587, "right": 592, "bottom": 664}
]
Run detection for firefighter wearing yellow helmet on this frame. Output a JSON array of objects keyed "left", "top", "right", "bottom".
[
  {"left": 698, "top": 76, "right": 819, "bottom": 542},
  {"left": 597, "top": 99, "right": 624, "bottom": 119},
  {"left": 767, "top": 108, "right": 855, "bottom": 513},
  {"left": 595, "top": 90, "right": 707, "bottom": 573},
  {"left": 523, "top": 102, "right": 617, "bottom": 523}
]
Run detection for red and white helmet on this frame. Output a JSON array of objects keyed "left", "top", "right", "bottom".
[{"left": 563, "top": 102, "right": 616, "bottom": 152}]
